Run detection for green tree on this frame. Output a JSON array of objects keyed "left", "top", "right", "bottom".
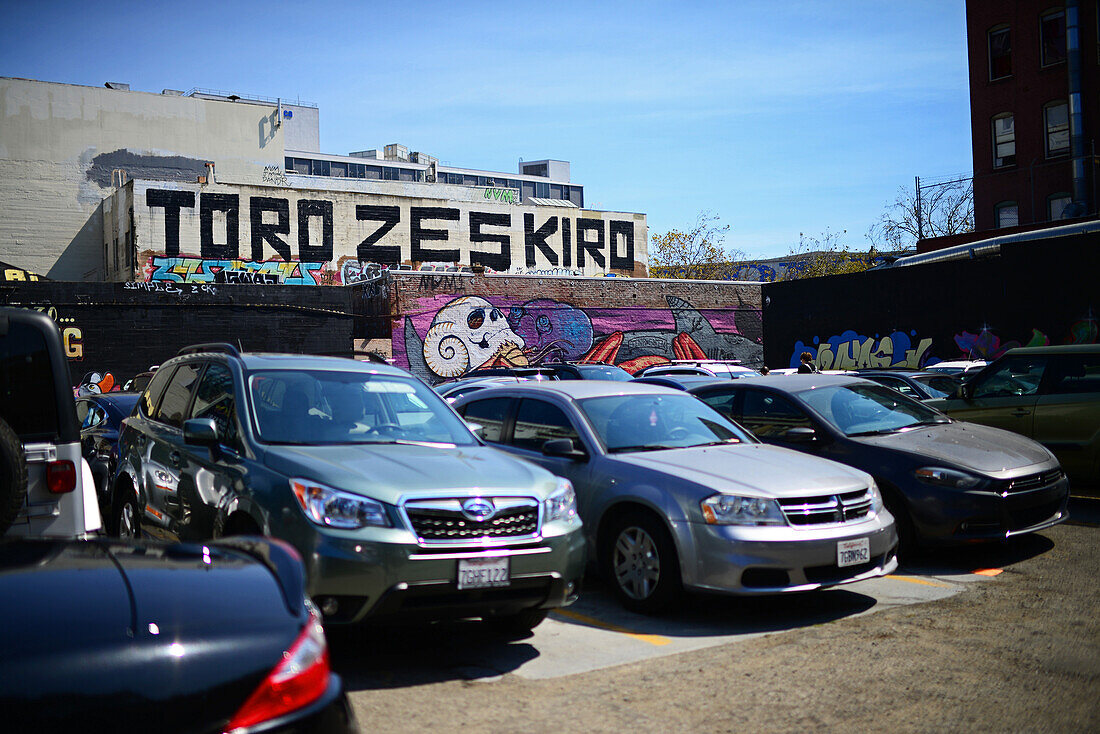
[
  {"left": 781, "top": 228, "right": 877, "bottom": 280},
  {"left": 649, "top": 211, "right": 743, "bottom": 280}
]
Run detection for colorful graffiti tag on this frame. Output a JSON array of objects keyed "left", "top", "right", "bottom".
[
  {"left": 145, "top": 256, "right": 327, "bottom": 285},
  {"left": 789, "top": 331, "right": 933, "bottom": 370},
  {"left": 395, "top": 294, "right": 762, "bottom": 382}
]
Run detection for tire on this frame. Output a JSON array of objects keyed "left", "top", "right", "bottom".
[
  {"left": 113, "top": 491, "right": 141, "bottom": 539},
  {"left": 878, "top": 481, "right": 917, "bottom": 564},
  {"left": 602, "top": 510, "right": 682, "bottom": 615},
  {"left": 486, "top": 608, "right": 549, "bottom": 635},
  {"left": 0, "top": 418, "right": 28, "bottom": 535}
]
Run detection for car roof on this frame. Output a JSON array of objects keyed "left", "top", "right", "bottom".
[
  {"left": 858, "top": 370, "right": 950, "bottom": 378},
  {"left": 632, "top": 375, "right": 728, "bottom": 389},
  {"left": 1002, "top": 344, "right": 1100, "bottom": 356},
  {"left": 171, "top": 348, "right": 415, "bottom": 377},
  {"left": 457, "top": 380, "right": 685, "bottom": 401},
  {"left": 685, "top": 374, "right": 877, "bottom": 393}
]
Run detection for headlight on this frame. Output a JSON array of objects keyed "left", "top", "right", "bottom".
[
  {"left": 914, "top": 467, "right": 985, "bottom": 490},
  {"left": 290, "top": 478, "right": 391, "bottom": 529},
  {"left": 701, "top": 494, "right": 785, "bottom": 525},
  {"left": 544, "top": 478, "right": 577, "bottom": 522},
  {"left": 869, "top": 480, "right": 885, "bottom": 513}
]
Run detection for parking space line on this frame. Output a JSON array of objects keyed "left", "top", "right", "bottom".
[
  {"left": 972, "top": 568, "right": 1003, "bottom": 576},
  {"left": 884, "top": 574, "right": 956, "bottom": 588},
  {"left": 550, "top": 608, "right": 672, "bottom": 646}
]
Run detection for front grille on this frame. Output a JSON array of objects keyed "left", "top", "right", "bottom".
[
  {"left": 404, "top": 497, "right": 540, "bottom": 543},
  {"left": 778, "top": 489, "right": 873, "bottom": 526},
  {"left": 1007, "top": 500, "right": 1062, "bottom": 531},
  {"left": 993, "top": 469, "right": 1063, "bottom": 495}
]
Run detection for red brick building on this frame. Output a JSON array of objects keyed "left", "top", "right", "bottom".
[{"left": 966, "top": 0, "right": 1098, "bottom": 231}]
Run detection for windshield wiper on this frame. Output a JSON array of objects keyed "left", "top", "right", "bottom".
[
  {"left": 609, "top": 443, "right": 672, "bottom": 454},
  {"left": 848, "top": 428, "right": 905, "bottom": 437},
  {"left": 693, "top": 439, "right": 742, "bottom": 447}
]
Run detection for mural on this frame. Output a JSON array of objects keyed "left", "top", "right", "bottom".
[
  {"left": 396, "top": 294, "right": 762, "bottom": 382},
  {"left": 76, "top": 371, "right": 115, "bottom": 397},
  {"left": 145, "top": 256, "right": 327, "bottom": 285}
]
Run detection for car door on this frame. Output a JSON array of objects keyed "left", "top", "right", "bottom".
[
  {"left": 174, "top": 361, "right": 251, "bottom": 541},
  {"left": 505, "top": 397, "right": 595, "bottom": 512},
  {"left": 1032, "top": 353, "right": 1100, "bottom": 482},
  {"left": 945, "top": 355, "right": 1047, "bottom": 439},
  {"left": 142, "top": 361, "right": 203, "bottom": 541}
]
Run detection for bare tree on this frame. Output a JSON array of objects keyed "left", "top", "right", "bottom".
[
  {"left": 649, "top": 211, "right": 745, "bottom": 280},
  {"left": 867, "top": 178, "right": 974, "bottom": 249}
]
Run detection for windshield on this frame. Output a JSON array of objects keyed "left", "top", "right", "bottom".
[
  {"left": 799, "top": 384, "right": 949, "bottom": 437},
  {"left": 575, "top": 365, "right": 634, "bottom": 381},
  {"left": 249, "top": 370, "right": 478, "bottom": 446},
  {"left": 912, "top": 374, "right": 961, "bottom": 398},
  {"left": 578, "top": 393, "right": 754, "bottom": 453}
]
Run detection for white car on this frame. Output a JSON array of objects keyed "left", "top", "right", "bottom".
[
  {"left": 636, "top": 360, "right": 761, "bottom": 380},
  {"left": 924, "top": 360, "right": 988, "bottom": 376}
]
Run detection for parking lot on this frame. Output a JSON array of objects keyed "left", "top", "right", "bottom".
[{"left": 331, "top": 496, "right": 1100, "bottom": 732}]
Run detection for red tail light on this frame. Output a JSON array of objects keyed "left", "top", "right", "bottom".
[
  {"left": 224, "top": 609, "right": 330, "bottom": 732},
  {"left": 46, "top": 461, "right": 76, "bottom": 494}
]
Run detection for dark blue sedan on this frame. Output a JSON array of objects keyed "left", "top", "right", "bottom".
[{"left": 75, "top": 392, "right": 140, "bottom": 519}]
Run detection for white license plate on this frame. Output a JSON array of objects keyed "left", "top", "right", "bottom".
[
  {"left": 837, "top": 537, "right": 871, "bottom": 568},
  {"left": 457, "top": 557, "right": 510, "bottom": 590}
]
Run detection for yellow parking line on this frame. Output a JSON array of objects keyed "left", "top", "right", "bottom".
[
  {"left": 550, "top": 608, "right": 672, "bottom": 646},
  {"left": 885, "top": 574, "right": 955, "bottom": 589}
]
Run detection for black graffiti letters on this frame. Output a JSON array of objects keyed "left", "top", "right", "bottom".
[
  {"left": 356, "top": 205, "right": 401, "bottom": 267},
  {"left": 609, "top": 220, "right": 634, "bottom": 270},
  {"left": 146, "top": 189, "right": 196, "bottom": 257},
  {"left": 524, "top": 214, "right": 559, "bottom": 268},
  {"left": 297, "top": 200, "right": 334, "bottom": 261},
  {"left": 411, "top": 207, "right": 460, "bottom": 263},
  {"left": 199, "top": 193, "right": 240, "bottom": 259},
  {"left": 250, "top": 197, "right": 291, "bottom": 261},
  {"left": 469, "top": 212, "right": 511, "bottom": 271},
  {"left": 577, "top": 218, "right": 605, "bottom": 268}
]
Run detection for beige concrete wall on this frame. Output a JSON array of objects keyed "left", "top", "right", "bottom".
[
  {"left": 0, "top": 78, "right": 284, "bottom": 280},
  {"left": 129, "top": 179, "right": 647, "bottom": 284}
]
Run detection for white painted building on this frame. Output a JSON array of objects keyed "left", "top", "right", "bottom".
[{"left": 1, "top": 77, "right": 647, "bottom": 282}]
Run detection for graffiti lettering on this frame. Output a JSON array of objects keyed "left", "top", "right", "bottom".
[
  {"left": 340, "top": 260, "right": 384, "bottom": 285},
  {"left": 790, "top": 331, "right": 933, "bottom": 370},
  {"left": 417, "top": 274, "right": 468, "bottom": 294},
  {"left": 483, "top": 188, "right": 517, "bottom": 204},
  {"left": 262, "top": 165, "right": 289, "bottom": 186},
  {"left": 143, "top": 257, "right": 325, "bottom": 285}
]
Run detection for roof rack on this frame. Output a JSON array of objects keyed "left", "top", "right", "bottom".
[{"left": 176, "top": 343, "right": 242, "bottom": 358}]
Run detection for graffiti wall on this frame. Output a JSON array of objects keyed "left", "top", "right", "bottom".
[
  {"left": 762, "top": 230, "right": 1100, "bottom": 369},
  {"left": 108, "top": 180, "right": 647, "bottom": 283},
  {"left": 389, "top": 273, "right": 763, "bottom": 382}
]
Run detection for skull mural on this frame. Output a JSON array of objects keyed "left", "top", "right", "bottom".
[{"left": 422, "top": 296, "right": 527, "bottom": 378}]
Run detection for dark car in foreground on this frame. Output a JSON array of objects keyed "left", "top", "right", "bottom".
[
  {"left": 685, "top": 375, "right": 1069, "bottom": 551},
  {"left": 75, "top": 392, "right": 140, "bottom": 519},
  {"left": 114, "top": 344, "right": 584, "bottom": 630},
  {"left": 0, "top": 536, "right": 352, "bottom": 733},
  {"left": 454, "top": 382, "right": 897, "bottom": 614}
]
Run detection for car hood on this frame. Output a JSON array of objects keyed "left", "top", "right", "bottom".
[
  {"left": 263, "top": 443, "right": 556, "bottom": 503},
  {"left": 852, "top": 421, "right": 1056, "bottom": 474},
  {"left": 0, "top": 539, "right": 301, "bottom": 733},
  {"left": 609, "top": 443, "right": 870, "bottom": 497}
]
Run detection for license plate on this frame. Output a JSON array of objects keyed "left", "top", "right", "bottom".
[
  {"left": 457, "top": 557, "right": 510, "bottom": 590},
  {"left": 837, "top": 537, "right": 870, "bottom": 568}
]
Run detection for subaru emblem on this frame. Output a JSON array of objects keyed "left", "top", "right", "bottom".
[{"left": 461, "top": 498, "right": 496, "bottom": 522}]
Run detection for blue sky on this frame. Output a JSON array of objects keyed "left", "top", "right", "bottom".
[{"left": 1, "top": 1, "right": 972, "bottom": 259}]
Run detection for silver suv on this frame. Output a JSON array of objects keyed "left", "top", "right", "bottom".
[{"left": 0, "top": 308, "right": 101, "bottom": 538}]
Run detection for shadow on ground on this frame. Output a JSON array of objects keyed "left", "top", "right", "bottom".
[{"left": 900, "top": 532, "right": 1055, "bottom": 576}]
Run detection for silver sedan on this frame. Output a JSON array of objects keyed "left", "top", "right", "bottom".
[{"left": 453, "top": 382, "right": 898, "bottom": 614}]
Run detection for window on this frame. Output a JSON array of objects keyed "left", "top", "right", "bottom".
[
  {"left": 76, "top": 401, "right": 107, "bottom": 430},
  {"left": 988, "top": 26, "right": 1012, "bottom": 79},
  {"left": 995, "top": 202, "right": 1019, "bottom": 228},
  {"left": 1040, "top": 10, "right": 1066, "bottom": 66},
  {"left": 511, "top": 399, "right": 580, "bottom": 452},
  {"left": 973, "top": 356, "right": 1047, "bottom": 398},
  {"left": 1048, "top": 193, "right": 1073, "bottom": 221},
  {"left": 569, "top": 186, "right": 584, "bottom": 207},
  {"left": 1045, "top": 355, "right": 1100, "bottom": 395},
  {"left": 459, "top": 398, "right": 511, "bottom": 443},
  {"left": 288, "top": 158, "right": 311, "bottom": 176},
  {"left": 536, "top": 182, "right": 550, "bottom": 198},
  {"left": 190, "top": 362, "right": 238, "bottom": 447},
  {"left": 1044, "top": 101, "right": 1069, "bottom": 156},
  {"left": 157, "top": 363, "right": 202, "bottom": 428},
  {"left": 993, "top": 114, "right": 1015, "bottom": 167},
  {"left": 311, "top": 159, "right": 330, "bottom": 177},
  {"left": 330, "top": 162, "right": 347, "bottom": 178},
  {"left": 867, "top": 375, "right": 919, "bottom": 399},
  {"left": 383, "top": 167, "right": 400, "bottom": 181},
  {"left": 139, "top": 367, "right": 175, "bottom": 419},
  {"left": 739, "top": 390, "right": 812, "bottom": 438},
  {"left": 0, "top": 319, "right": 62, "bottom": 441}
]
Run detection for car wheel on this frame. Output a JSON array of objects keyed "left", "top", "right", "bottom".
[
  {"left": 603, "top": 511, "right": 682, "bottom": 615},
  {"left": 878, "top": 481, "right": 917, "bottom": 562},
  {"left": 485, "top": 608, "right": 549, "bottom": 635},
  {"left": 0, "top": 418, "right": 28, "bottom": 535},
  {"left": 114, "top": 493, "right": 141, "bottom": 539}
]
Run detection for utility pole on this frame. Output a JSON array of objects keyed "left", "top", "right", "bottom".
[{"left": 915, "top": 176, "right": 923, "bottom": 240}]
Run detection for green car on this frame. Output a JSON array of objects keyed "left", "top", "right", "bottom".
[
  {"left": 114, "top": 344, "right": 585, "bottom": 631},
  {"left": 927, "top": 345, "right": 1100, "bottom": 491}
]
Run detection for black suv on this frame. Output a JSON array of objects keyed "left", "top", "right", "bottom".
[{"left": 113, "top": 344, "right": 585, "bottom": 629}]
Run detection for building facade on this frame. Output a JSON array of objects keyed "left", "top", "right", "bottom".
[
  {"left": 966, "top": 0, "right": 1099, "bottom": 231},
  {"left": 1, "top": 77, "right": 645, "bottom": 282}
]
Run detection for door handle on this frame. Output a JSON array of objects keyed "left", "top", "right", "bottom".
[{"left": 1011, "top": 409, "right": 1031, "bottom": 417}]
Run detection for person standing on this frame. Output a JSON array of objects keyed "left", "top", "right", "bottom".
[{"left": 797, "top": 351, "right": 818, "bottom": 374}]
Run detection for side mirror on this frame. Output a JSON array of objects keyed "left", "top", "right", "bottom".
[
  {"left": 783, "top": 426, "right": 818, "bottom": 443},
  {"left": 542, "top": 438, "right": 588, "bottom": 461},
  {"left": 956, "top": 383, "right": 973, "bottom": 400},
  {"left": 183, "top": 418, "right": 219, "bottom": 447},
  {"left": 465, "top": 421, "right": 485, "bottom": 437}
]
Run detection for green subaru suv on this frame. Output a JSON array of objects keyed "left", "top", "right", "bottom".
[{"left": 113, "top": 344, "right": 585, "bottom": 631}]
